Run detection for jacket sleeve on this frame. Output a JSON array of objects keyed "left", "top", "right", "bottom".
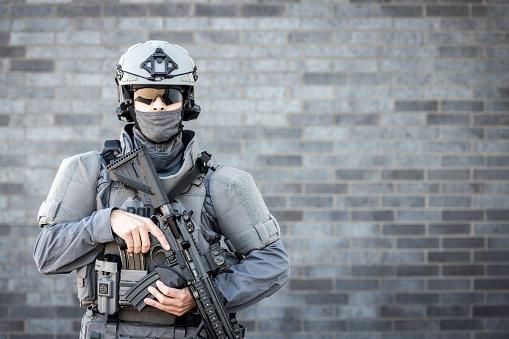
[
  {"left": 206, "top": 166, "right": 290, "bottom": 313},
  {"left": 33, "top": 151, "right": 115, "bottom": 275},
  {"left": 33, "top": 208, "right": 115, "bottom": 274}
]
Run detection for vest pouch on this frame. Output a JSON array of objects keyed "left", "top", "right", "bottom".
[
  {"left": 79, "top": 307, "right": 202, "bottom": 339},
  {"left": 77, "top": 264, "right": 96, "bottom": 307},
  {"left": 96, "top": 255, "right": 121, "bottom": 315}
]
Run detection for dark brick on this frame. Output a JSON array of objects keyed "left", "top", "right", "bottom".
[
  {"left": 290, "top": 33, "right": 332, "bottom": 44},
  {"left": 396, "top": 266, "right": 439, "bottom": 277},
  {"left": 306, "top": 183, "right": 347, "bottom": 194},
  {"left": 474, "top": 170, "right": 509, "bottom": 180},
  {"left": 383, "top": 197, "right": 425, "bottom": 208},
  {"left": 398, "top": 238, "right": 439, "bottom": 249},
  {"left": 475, "top": 251, "right": 509, "bottom": 262},
  {"left": 272, "top": 210, "right": 302, "bottom": 222},
  {"left": 429, "top": 306, "right": 469, "bottom": 317},
  {"left": 427, "top": 6, "right": 469, "bottom": 17},
  {"left": 381, "top": 170, "right": 423, "bottom": 180},
  {"left": 443, "top": 238, "right": 485, "bottom": 249},
  {"left": 475, "top": 279, "right": 509, "bottom": 290},
  {"left": 443, "top": 265, "right": 484, "bottom": 276},
  {"left": 473, "top": 6, "right": 509, "bottom": 17},
  {"left": 0, "top": 115, "right": 7, "bottom": 126},
  {"left": 487, "top": 266, "right": 509, "bottom": 276},
  {"left": 380, "top": 6, "right": 422, "bottom": 17},
  {"left": 428, "top": 115, "right": 470, "bottom": 125},
  {"left": 443, "top": 293, "right": 484, "bottom": 304},
  {"left": 443, "top": 210, "right": 484, "bottom": 221},
  {"left": 429, "top": 252, "right": 471, "bottom": 262},
  {"left": 429, "top": 279, "right": 470, "bottom": 290},
  {"left": 336, "top": 170, "right": 378, "bottom": 181},
  {"left": 488, "top": 156, "right": 509, "bottom": 166},
  {"left": 381, "top": 305, "right": 424, "bottom": 317},
  {"left": 304, "top": 293, "right": 347, "bottom": 305},
  {"left": 395, "top": 320, "right": 437, "bottom": 331},
  {"left": 350, "top": 320, "right": 391, "bottom": 332},
  {"left": 428, "top": 170, "right": 470, "bottom": 180},
  {"left": 336, "top": 114, "right": 379, "bottom": 125},
  {"left": 304, "top": 73, "right": 348, "bottom": 85},
  {"left": 442, "top": 101, "right": 484, "bottom": 112},
  {"left": 12, "top": 5, "right": 55, "bottom": 17},
  {"left": 336, "top": 279, "right": 378, "bottom": 291},
  {"left": 0, "top": 184, "right": 23, "bottom": 194},
  {"left": 10, "top": 307, "right": 55, "bottom": 318},
  {"left": 149, "top": 32, "right": 194, "bottom": 44},
  {"left": 487, "top": 293, "right": 509, "bottom": 305},
  {"left": 440, "top": 47, "right": 482, "bottom": 58},
  {"left": 429, "top": 224, "right": 470, "bottom": 234},
  {"left": 196, "top": 5, "right": 238, "bottom": 16},
  {"left": 11, "top": 60, "right": 54, "bottom": 72},
  {"left": 487, "top": 210, "right": 509, "bottom": 221},
  {"left": 352, "top": 266, "right": 394, "bottom": 277},
  {"left": 475, "top": 114, "right": 509, "bottom": 125},
  {"left": 473, "top": 306, "right": 509, "bottom": 317},
  {"left": 289, "top": 279, "right": 333, "bottom": 291},
  {"left": 397, "top": 293, "right": 439, "bottom": 304},
  {"left": 0, "top": 47, "right": 25, "bottom": 58},
  {"left": 0, "top": 320, "right": 24, "bottom": 331},
  {"left": 396, "top": 101, "right": 438, "bottom": 111},
  {"left": 258, "top": 155, "right": 301, "bottom": 167},
  {"left": 259, "top": 320, "right": 301, "bottom": 332},
  {"left": 104, "top": 5, "right": 147, "bottom": 17},
  {"left": 303, "top": 320, "right": 346, "bottom": 332},
  {"left": 383, "top": 224, "right": 425, "bottom": 235},
  {"left": 352, "top": 210, "right": 394, "bottom": 221},
  {"left": 57, "top": 5, "right": 101, "bottom": 17},
  {"left": 487, "top": 102, "right": 509, "bottom": 112},
  {"left": 242, "top": 5, "right": 285, "bottom": 17}
]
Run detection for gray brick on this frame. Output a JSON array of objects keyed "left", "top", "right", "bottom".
[
  {"left": 442, "top": 19, "right": 485, "bottom": 30},
  {"left": 306, "top": 211, "right": 348, "bottom": 222},
  {"left": 303, "top": 19, "right": 346, "bottom": 30},
  {"left": 351, "top": 74, "right": 392, "bottom": 85},
  {"left": 396, "top": 101, "right": 437, "bottom": 112},
  {"left": 335, "top": 142, "right": 377, "bottom": 153},
  {"left": 381, "top": 142, "right": 424, "bottom": 154},
  {"left": 57, "top": 5, "right": 100, "bottom": 17},
  {"left": 352, "top": 210, "right": 394, "bottom": 222},
  {"left": 394, "top": 128, "right": 437, "bottom": 139},
  {"left": 196, "top": 5, "right": 237, "bottom": 16},
  {"left": 427, "top": 6, "right": 469, "bottom": 17},
  {"left": 336, "top": 197, "right": 378, "bottom": 208},
  {"left": 441, "top": 47, "right": 482, "bottom": 58},
  {"left": 396, "top": 156, "right": 439, "bottom": 167},
  {"left": 382, "top": 33, "right": 424, "bottom": 44},
  {"left": 381, "top": 279, "right": 425, "bottom": 291},
  {"left": 352, "top": 239, "right": 394, "bottom": 249},
  {"left": 290, "top": 32, "right": 332, "bottom": 44},
  {"left": 304, "top": 73, "right": 347, "bottom": 85},
  {"left": 289, "top": 5, "right": 330, "bottom": 17},
  {"left": 337, "top": 224, "right": 379, "bottom": 236},
  {"left": 429, "top": 279, "right": 471, "bottom": 291},
  {"left": 381, "top": 170, "right": 423, "bottom": 180},
  {"left": 335, "top": 5, "right": 378, "bottom": 17},
  {"left": 443, "top": 210, "right": 484, "bottom": 221},
  {"left": 303, "top": 320, "right": 346, "bottom": 332},
  {"left": 383, "top": 197, "right": 425, "bottom": 208},
  {"left": 428, "top": 60, "right": 470, "bottom": 71},
  {"left": 10, "top": 60, "right": 54, "bottom": 72},
  {"left": 307, "top": 46, "right": 348, "bottom": 58},
  {"left": 337, "top": 306, "right": 379, "bottom": 319},
  {"left": 474, "top": 61, "right": 509, "bottom": 72},
  {"left": 0, "top": 46, "right": 25, "bottom": 57},
  {"left": 428, "top": 115, "right": 470, "bottom": 125},
  {"left": 395, "top": 18, "right": 439, "bottom": 30},
  {"left": 336, "top": 32, "right": 378, "bottom": 44},
  {"left": 196, "top": 32, "right": 239, "bottom": 44},
  {"left": 380, "top": 6, "right": 423, "bottom": 17},
  {"left": 475, "top": 88, "right": 509, "bottom": 99},
  {"left": 473, "top": 33, "right": 509, "bottom": 44},
  {"left": 430, "top": 197, "right": 471, "bottom": 208},
  {"left": 244, "top": 32, "right": 287, "bottom": 44},
  {"left": 349, "top": 18, "right": 392, "bottom": 30},
  {"left": 336, "top": 279, "right": 379, "bottom": 291},
  {"left": 242, "top": 5, "right": 285, "bottom": 17},
  {"left": 12, "top": 5, "right": 55, "bottom": 17},
  {"left": 350, "top": 46, "right": 392, "bottom": 58},
  {"left": 474, "top": 170, "right": 509, "bottom": 180},
  {"left": 336, "top": 170, "right": 378, "bottom": 181},
  {"left": 396, "top": 74, "right": 438, "bottom": 85}
]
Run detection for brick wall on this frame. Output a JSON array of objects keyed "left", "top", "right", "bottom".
[{"left": 1, "top": 0, "right": 509, "bottom": 338}]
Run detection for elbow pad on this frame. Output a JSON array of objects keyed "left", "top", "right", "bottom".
[
  {"left": 38, "top": 151, "right": 101, "bottom": 227},
  {"left": 209, "top": 167, "right": 280, "bottom": 256}
]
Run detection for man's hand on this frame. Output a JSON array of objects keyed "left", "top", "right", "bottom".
[
  {"left": 145, "top": 281, "right": 197, "bottom": 316},
  {"left": 110, "top": 209, "right": 170, "bottom": 253}
]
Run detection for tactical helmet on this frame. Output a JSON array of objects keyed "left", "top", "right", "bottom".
[{"left": 115, "top": 40, "right": 200, "bottom": 122}]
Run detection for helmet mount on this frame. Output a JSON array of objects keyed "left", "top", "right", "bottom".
[{"left": 140, "top": 47, "right": 178, "bottom": 79}]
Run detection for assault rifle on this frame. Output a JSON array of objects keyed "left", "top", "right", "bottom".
[{"left": 106, "top": 145, "right": 245, "bottom": 339}]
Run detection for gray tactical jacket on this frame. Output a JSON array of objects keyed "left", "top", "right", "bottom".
[{"left": 33, "top": 129, "right": 290, "bottom": 320}]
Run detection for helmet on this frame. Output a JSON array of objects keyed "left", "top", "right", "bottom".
[{"left": 115, "top": 40, "right": 200, "bottom": 122}]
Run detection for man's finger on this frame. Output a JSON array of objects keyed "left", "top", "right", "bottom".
[
  {"left": 130, "top": 226, "right": 142, "bottom": 253},
  {"left": 148, "top": 223, "right": 171, "bottom": 251}
]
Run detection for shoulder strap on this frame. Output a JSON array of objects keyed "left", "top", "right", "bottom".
[{"left": 167, "top": 151, "right": 213, "bottom": 202}]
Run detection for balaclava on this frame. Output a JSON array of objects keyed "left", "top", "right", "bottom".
[{"left": 132, "top": 106, "right": 185, "bottom": 175}]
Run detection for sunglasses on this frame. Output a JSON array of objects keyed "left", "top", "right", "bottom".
[{"left": 133, "top": 87, "right": 183, "bottom": 106}]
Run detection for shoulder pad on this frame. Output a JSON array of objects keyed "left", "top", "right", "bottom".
[
  {"left": 38, "top": 151, "right": 102, "bottom": 227},
  {"left": 209, "top": 166, "right": 280, "bottom": 255}
]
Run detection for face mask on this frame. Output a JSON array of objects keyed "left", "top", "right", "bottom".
[{"left": 134, "top": 107, "right": 183, "bottom": 143}]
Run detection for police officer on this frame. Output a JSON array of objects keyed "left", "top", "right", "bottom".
[{"left": 34, "top": 41, "right": 290, "bottom": 338}]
